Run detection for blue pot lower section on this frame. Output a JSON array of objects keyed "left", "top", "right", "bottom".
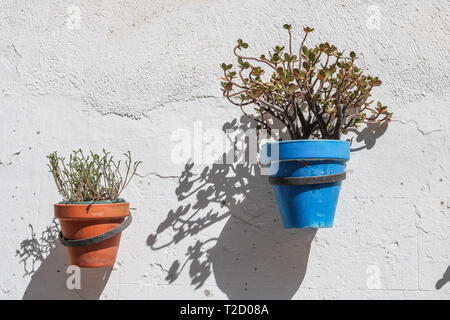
[
  {"left": 273, "top": 160, "right": 345, "bottom": 228},
  {"left": 263, "top": 140, "right": 350, "bottom": 229}
]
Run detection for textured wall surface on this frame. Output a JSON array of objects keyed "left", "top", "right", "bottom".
[{"left": 1, "top": 0, "right": 450, "bottom": 299}]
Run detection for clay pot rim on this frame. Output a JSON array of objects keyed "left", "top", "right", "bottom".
[
  {"left": 54, "top": 201, "right": 129, "bottom": 207},
  {"left": 54, "top": 201, "right": 130, "bottom": 219},
  {"left": 55, "top": 198, "right": 127, "bottom": 205}
]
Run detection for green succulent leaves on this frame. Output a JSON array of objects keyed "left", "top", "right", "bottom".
[
  {"left": 237, "top": 39, "right": 248, "bottom": 49},
  {"left": 220, "top": 24, "right": 391, "bottom": 140},
  {"left": 220, "top": 63, "right": 233, "bottom": 71}
]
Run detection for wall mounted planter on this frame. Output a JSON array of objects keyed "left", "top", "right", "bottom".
[
  {"left": 262, "top": 140, "right": 350, "bottom": 228},
  {"left": 54, "top": 200, "right": 132, "bottom": 268}
]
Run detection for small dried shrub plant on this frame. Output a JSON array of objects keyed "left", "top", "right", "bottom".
[
  {"left": 47, "top": 149, "right": 141, "bottom": 202},
  {"left": 220, "top": 24, "right": 392, "bottom": 140}
]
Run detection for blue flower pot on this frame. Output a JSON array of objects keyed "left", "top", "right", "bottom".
[{"left": 262, "top": 140, "right": 350, "bottom": 228}]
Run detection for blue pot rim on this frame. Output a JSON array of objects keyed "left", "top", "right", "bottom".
[{"left": 261, "top": 139, "right": 350, "bottom": 162}]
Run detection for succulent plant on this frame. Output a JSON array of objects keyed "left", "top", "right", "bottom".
[{"left": 220, "top": 24, "right": 392, "bottom": 140}]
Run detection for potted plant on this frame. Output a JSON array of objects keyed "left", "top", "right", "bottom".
[
  {"left": 47, "top": 149, "right": 141, "bottom": 267},
  {"left": 220, "top": 25, "right": 392, "bottom": 228}
]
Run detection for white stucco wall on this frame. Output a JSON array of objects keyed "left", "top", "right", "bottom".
[{"left": 1, "top": 0, "right": 449, "bottom": 299}]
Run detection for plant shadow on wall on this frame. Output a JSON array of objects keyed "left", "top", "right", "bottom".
[
  {"left": 347, "top": 122, "right": 389, "bottom": 152},
  {"left": 16, "top": 219, "right": 112, "bottom": 300},
  {"left": 147, "top": 116, "right": 318, "bottom": 299}
]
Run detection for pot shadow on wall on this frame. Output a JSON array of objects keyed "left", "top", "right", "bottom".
[
  {"left": 435, "top": 266, "right": 450, "bottom": 290},
  {"left": 16, "top": 219, "right": 112, "bottom": 300},
  {"left": 147, "top": 117, "right": 318, "bottom": 299}
]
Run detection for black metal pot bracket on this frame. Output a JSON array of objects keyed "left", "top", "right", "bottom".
[
  {"left": 59, "top": 212, "right": 133, "bottom": 247},
  {"left": 269, "top": 172, "right": 346, "bottom": 186}
]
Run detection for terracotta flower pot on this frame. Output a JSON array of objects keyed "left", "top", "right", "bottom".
[{"left": 54, "top": 201, "right": 130, "bottom": 268}]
